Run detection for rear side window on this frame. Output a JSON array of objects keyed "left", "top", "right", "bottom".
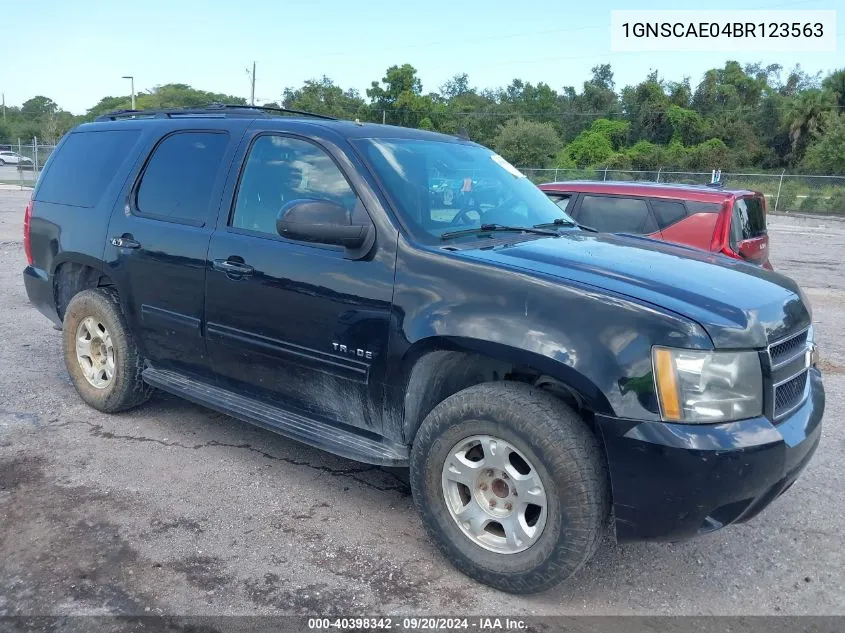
[
  {"left": 35, "top": 130, "right": 141, "bottom": 208},
  {"left": 650, "top": 199, "right": 687, "bottom": 229},
  {"left": 545, "top": 193, "right": 573, "bottom": 213},
  {"left": 577, "top": 195, "right": 657, "bottom": 234},
  {"left": 729, "top": 196, "right": 766, "bottom": 247},
  {"left": 135, "top": 131, "right": 229, "bottom": 226}
]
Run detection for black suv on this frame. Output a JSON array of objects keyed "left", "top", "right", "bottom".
[{"left": 23, "top": 106, "right": 824, "bottom": 594}]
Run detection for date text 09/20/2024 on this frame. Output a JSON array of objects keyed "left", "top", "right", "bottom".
[{"left": 307, "top": 617, "right": 527, "bottom": 630}]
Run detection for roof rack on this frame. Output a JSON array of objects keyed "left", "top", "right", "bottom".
[{"left": 95, "top": 103, "right": 337, "bottom": 122}]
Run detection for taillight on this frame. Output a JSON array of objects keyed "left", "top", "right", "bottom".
[
  {"left": 23, "top": 200, "right": 33, "bottom": 265},
  {"left": 710, "top": 201, "right": 732, "bottom": 253}
]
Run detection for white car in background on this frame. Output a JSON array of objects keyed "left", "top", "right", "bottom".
[{"left": 0, "top": 151, "right": 33, "bottom": 166}]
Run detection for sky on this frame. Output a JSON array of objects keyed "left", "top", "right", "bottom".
[{"left": 1, "top": 0, "right": 842, "bottom": 115}]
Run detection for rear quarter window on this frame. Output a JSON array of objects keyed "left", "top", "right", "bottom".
[
  {"left": 650, "top": 199, "right": 687, "bottom": 229},
  {"left": 545, "top": 192, "right": 574, "bottom": 213},
  {"left": 34, "top": 130, "right": 141, "bottom": 208},
  {"left": 577, "top": 195, "right": 657, "bottom": 234},
  {"left": 684, "top": 201, "right": 722, "bottom": 215}
]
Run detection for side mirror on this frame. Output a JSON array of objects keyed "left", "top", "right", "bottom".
[{"left": 276, "top": 199, "right": 374, "bottom": 253}]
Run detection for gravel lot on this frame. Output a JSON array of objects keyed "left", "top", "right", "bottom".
[{"left": 0, "top": 189, "right": 843, "bottom": 617}]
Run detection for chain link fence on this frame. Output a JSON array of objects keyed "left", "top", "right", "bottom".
[
  {"left": 2, "top": 142, "right": 843, "bottom": 215},
  {"left": 0, "top": 139, "right": 57, "bottom": 188},
  {"left": 520, "top": 168, "right": 845, "bottom": 214}
]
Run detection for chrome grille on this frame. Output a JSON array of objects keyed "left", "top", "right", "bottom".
[
  {"left": 767, "top": 326, "right": 812, "bottom": 421},
  {"left": 774, "top": 371, "right": 808, "bottom": 418},
  {"left": 769, "top": 329, "right": 809, "bottom": 368}
]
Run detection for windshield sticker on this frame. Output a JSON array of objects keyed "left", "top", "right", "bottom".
[{"left": 491, "top": 154, "right": 526, "bottom": 179}]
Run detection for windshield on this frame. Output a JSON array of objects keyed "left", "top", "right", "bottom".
[{"left": 354, "top": 138, "right": 575, "bottom": 240}]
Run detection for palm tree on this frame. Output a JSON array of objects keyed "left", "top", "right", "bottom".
[{"left": 786, "top": 89, "right": 837, "bottom": 158}]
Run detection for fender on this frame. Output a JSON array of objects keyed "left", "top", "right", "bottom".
[{"left": 384, "top": 236, "right": 713, "bottom": 442}]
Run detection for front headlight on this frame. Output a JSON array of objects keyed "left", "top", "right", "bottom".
[{"left": 652, "top": 347, "right": 763, "bottom": 423}]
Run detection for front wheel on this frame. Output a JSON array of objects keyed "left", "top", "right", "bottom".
[{"left": 410, "top": 382, "right": 609, "bottom": 594}]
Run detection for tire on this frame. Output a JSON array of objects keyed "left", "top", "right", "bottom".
[
  {"left": 410, "top": 382, "right": 609, "bottom": 594},
  {"left": 62, "top": 287, "right": 153, "bottom": 413},
  {"left": 0, "top": 159, "right": 5, "bottom": 166}
]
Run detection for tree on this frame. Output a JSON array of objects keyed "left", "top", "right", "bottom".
[
  {"left": 565, "top": 119, "right": 630, "bottom": 167},
  {"left": 566, "top": 132, "right": 614, "bottom": 168},
  {"left": 493, "top": 119, "right": 561, "bottom": 167},
  {"left": 283, "top": 76, "right": 366, "bottom": 119},
  {"left": 367, "top": 64, "right": 422, "bottom": 109},
  {"left": 685, "top": 138, "right": 733, "bottom": 170},
  {"left": 5, "top": 62, "right": 844, "bottom": 176},
  {"left": 801, "top": 112, "right": 845, "bottom": 174},
  {"left": 590, "top": 64, "right": 615, "bottom": 91},
  {"left": 667, "top": 105, "right": 706, "bottom": 146},
  {"left": 785, "top": 89, "right": 837, "bottom": 162},
  {"left": 621, "top": 72, "right": 672, "bottom": 145},
  {"left": 588, "top": 119, "right": 629, "bottom": 149},
  {"left": 21, "top": 96, "right": 58, "bottom": 119},
  {"left": 440, "top": 74, "right": 471, "bottom": 99},
  {"left": 84, "top": 84, "right": 247, "bottom": 121},
  {"left": 625, "top": 140, "right": 664, "bottom": 170},
  {"left": 86, "top": 96, "right": 132, "bottom": 119},
  {"left": 822, "top": 69, "right": 845, "bottom": 108}
]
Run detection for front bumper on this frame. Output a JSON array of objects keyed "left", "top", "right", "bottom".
[{"left": 596, "top": 367, "right": 824, "bottom": 542}]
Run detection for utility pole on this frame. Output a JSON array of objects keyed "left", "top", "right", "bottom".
[
  {"left": 122, "top": 76, "right": 136, "bottom": 109},
  {"left": 2, "top": 92, "right": 5, "bottom": 122},
  {"left": 250, "top": 62, "right": 256, "bottom": 106}
]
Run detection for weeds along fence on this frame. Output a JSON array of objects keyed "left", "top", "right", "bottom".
[
  {"left": 520, "top": 168, "right": 845, "bottom": 214},
  {"left": 0, "top": 139, "right": 57, "bottom": 187}
]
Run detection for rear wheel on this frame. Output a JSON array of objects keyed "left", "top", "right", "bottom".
[
  {"left": 62, "top": 288, "right": 153, "bottom": 412},
  {"left": 410, "top": 382, "right": 608, "bottom": 594}
]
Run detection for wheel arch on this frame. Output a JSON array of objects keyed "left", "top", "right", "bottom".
[
  {"left": 53, "top": 258, "right": 116, "bottom": 321},
  {"left": 396, "top": 336, "right": 613, "bottom": 445}
]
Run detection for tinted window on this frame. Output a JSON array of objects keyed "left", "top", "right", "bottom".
[
  {"left": 729, "top": 196, "right": 766, "bottom": 247},
  {"left": 35, "top": 130, "right": 141, "bottom": 208},
  {"left": 232, "top": 135, "right": 360, "bottom": 236},
  {"left": 578, "top": 196, "right": 657, "bottom": 234},
  {"left": 545, "top": 193, "right": 573, "bottom": 213},
  {"left": 685, "top": 201, "right": 721, "bottom": 215},
  {"left": 650, "top": 199, "right": 687, "bottom": 229},
  {"left": 135, "top": 132, "right": 229, "bottom": 225}
]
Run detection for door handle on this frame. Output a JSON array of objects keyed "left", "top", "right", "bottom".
[
  {"left": 111, "top": 236, "right": 141, "bottom": 249},
  {"left": 213, "top": 259, "right": 254, "bottom": 276}
]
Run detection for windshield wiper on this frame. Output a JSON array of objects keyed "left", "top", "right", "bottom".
[
  {"left": 533, "top": 218, "right": 598, "bottom": 233},
  {"left": 440, "top": 223, "right": 559, "bottom": 240}
]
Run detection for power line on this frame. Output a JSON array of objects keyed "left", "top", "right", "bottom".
[{"left": 263, "top": 0, "right": 825, "bottom": 67}]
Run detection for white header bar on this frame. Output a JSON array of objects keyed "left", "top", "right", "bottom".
[{"left": 610, "top": 10, "right": 836, "bottom": 52}]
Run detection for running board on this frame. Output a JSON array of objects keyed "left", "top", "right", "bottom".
[{"left": 142, "top": 368, "right": 409, "bottom": 466}]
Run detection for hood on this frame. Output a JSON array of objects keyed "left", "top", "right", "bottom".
[{"left": 458, "top": 232, "right": 809, "bottom": 349}]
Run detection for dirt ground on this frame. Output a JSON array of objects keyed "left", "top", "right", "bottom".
[{"left": 0, "top": 189, "right": 843, "bottom": 616}]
